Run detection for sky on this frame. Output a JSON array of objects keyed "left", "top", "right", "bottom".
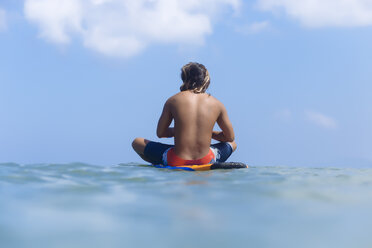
[{"left": 1, "top": 0, "right": 372, "bottom": 167}]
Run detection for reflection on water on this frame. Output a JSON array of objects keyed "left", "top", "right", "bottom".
[{"left": 1, "top": 163, "right": 372, "bottom": 248}]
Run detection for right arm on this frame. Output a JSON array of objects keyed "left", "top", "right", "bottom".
[{"left": 212, "top": 103, "right": 235, "bottom": 142}]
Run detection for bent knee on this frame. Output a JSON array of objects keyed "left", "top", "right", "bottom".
[
  {"left": 229, "top": 141, "right": 237, "bottom": 152},
  {"left": 132, "top": 137, "right": 145, "bottom": 149},
  {"left": 132, "top": 137, "right": 151, "bottom": 154}
]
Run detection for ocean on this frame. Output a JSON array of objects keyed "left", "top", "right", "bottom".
[{"left": 1, "top": 163, "right": 372, "bottom": 248}]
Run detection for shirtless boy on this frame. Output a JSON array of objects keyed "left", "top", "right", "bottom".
[{"left": 132, "top": 62, "right": 237, "bottom": 166}]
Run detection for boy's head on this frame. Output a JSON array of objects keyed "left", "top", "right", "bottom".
[{"left": 180, "top": 62, "right": 210, "bottom": 93}]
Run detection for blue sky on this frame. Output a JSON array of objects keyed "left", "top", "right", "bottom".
[{"left": 1, "top": 0, "right": 372, "bottom": 167}]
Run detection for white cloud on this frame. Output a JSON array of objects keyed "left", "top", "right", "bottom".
[
  {"left": 0, "top": 8, "right": 6, "bottom": 31},
  {"left": 24, "top": 0, "right": 82, "bottom": 43},
  {"left": 257, "top": 0, "right": 372, "bottom": 27},
  {"left": 235, "top": 20, "right": 270, "bottom": 34},
  {"left": 24, "top": 0, "right": 241, "bottom": 57},
  {"left": 305, "top": 111, "right": 337, "bottom": 129}
]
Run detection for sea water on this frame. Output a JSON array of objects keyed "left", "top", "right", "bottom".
[{"left": 1, "top": 163, "right": 372, "bottom": 248}]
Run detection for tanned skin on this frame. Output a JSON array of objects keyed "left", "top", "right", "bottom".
[{"left": 132, "top": 90, "right": 236, "bottom": 161}]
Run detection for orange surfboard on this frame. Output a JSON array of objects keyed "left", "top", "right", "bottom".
[{"left": 149, "top": 162, "right": 248, "bottom": 171}]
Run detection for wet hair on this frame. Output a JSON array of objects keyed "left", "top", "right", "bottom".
[{"left": 180, "top": 62, "right": 210, "bottom": 93}]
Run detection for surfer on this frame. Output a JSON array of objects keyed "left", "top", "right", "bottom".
[{"left": 132, "top": 62, "right": 237, "bottom": 166}]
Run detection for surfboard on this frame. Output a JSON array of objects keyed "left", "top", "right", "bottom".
[{"left": 148, "top": 162, "right": 248, "bottom": 171}]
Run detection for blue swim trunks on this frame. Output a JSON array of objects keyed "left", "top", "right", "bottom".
[{"left": 143, "top": 142, "right": 233, "bottom": 165}]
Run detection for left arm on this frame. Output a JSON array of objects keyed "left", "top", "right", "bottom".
[{"left": 156, "top": 100, "right": 174, "bottom": 138}]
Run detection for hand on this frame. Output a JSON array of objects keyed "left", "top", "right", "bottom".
[
  {"left": 212, "top": 131, "right": 223, "bottom": 141},
  {"left": 212, "top": 130, "right": 234, "bottom": 142}
]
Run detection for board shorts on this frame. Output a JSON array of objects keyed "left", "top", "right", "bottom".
[{"left": 143, "top": 141, "right": 234, "bottom": 166}]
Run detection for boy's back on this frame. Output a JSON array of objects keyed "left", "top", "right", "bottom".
[
  {"left": 163, "top": 91, "right": 222, "bottom": 160},
  {"left": 133, "top": 62, "right": 236, "bottom": 166}
]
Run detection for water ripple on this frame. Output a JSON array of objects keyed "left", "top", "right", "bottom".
[{"left": 1, "top": 163, "right": 372, "bottom": 248}]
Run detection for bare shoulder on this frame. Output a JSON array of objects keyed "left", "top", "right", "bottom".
[
  {"left": 167, "top": 91, "right": 193, "bottom": 103},
  {"left": 165, "top": 93, "right": 180, "bottom": 104},
  {"left": 207, "top": 94, "right": 224, "bottom": 109},
  {"left": 167, "top": 92, "right": 223, "bottom": 109},
  {"left": 207, "top": 94, "right": 220, "bottom": 102},
  {"left": 164, "top": 92, "right": 186, "bottom": 112}
]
